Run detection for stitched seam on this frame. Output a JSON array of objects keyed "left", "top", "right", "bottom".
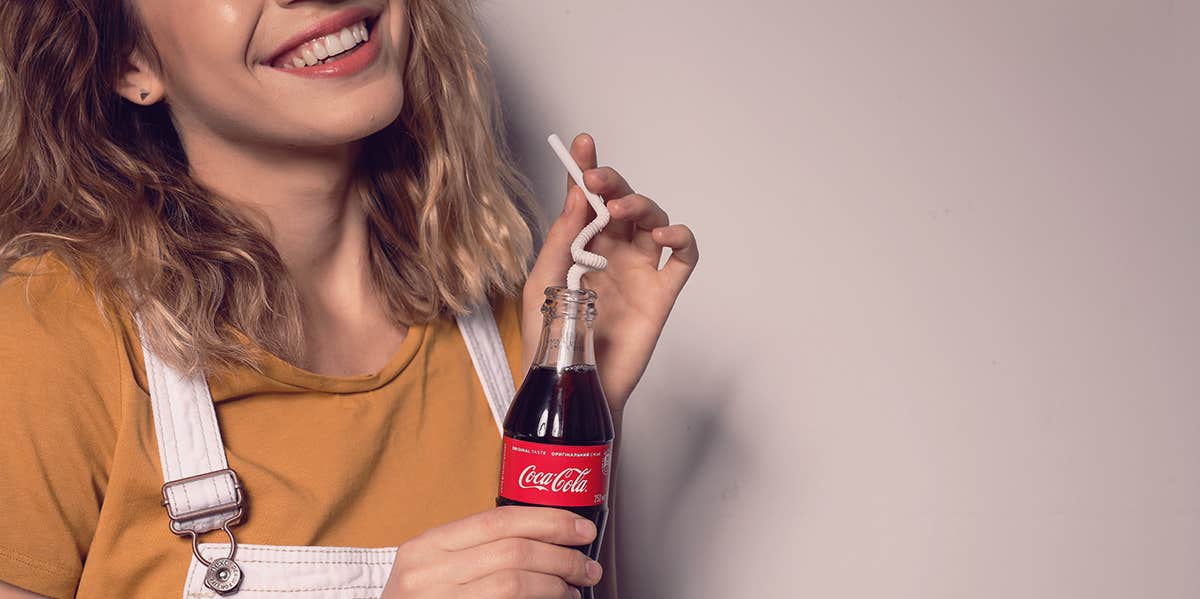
[
  {"left": 149, "top": 345, "right": 192, "bottom": 512},
  {"left": 460, "top": 312, "right": 505, "bottom": 430},
  {"left": 0, "top": 547, "right": 72, "bottom": 575},
  {"left": 467, "top": 308, "right": 512, "bottom": 430},
  {"left": 236, "top": 559, "right": 394, "bottom": 565},
  {"left": 201, "top": 545, "right": 397, "bottom": 556},
  {"left": 188, "top": 588, "right": 385, "bottom": 597},
  {"left": 182, "top": 553, "right": 201, "bottom": 599},
  {"left": 477, "top": 308, "right": 510, "bottom": 403},
  {"left": 191, "top": 378, "right": 224, "bottom": 503},
  {"left": 239, "top": 585, "right": 384, "bottom": 593},
  {"left": 156, "top": 351, "right": 192, "bottom": 510}
]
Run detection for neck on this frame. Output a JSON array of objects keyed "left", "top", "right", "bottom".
[{"left": 179, "top": 126, "right": 404, "bottom": 375}]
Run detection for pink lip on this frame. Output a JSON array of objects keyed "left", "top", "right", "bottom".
[{"left": 263, "top": 5, "right": 377, "bottom": 66}]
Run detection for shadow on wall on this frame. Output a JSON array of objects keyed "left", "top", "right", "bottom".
[
  {"left": 618, "top": 379, "right": 744, "bottom": 599},
  {"left": 492, "top": 59, "right": 751, "bottom": 598}
]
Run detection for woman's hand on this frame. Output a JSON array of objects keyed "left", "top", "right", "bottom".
[
  {"left": 382, "top": 506, "right": 602, "bottom": 598},
  {"left": 523, "top": 132, "right": 700, "bottom": 414}
]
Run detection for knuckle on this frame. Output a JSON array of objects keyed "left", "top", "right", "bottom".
[
  {"left": 496, "top": 569, "right": 524, "bottom": 598},
  {"left": 623, "top": 193, "right": 648, "bottom": 210},
  {"left": 569, "top": 549, "right": 591, "bottom": 577},
  {"left": 393, "top": 539, "right": 428, "bottom": 568},
  {"left": 552, "top": 576, "right": 572, "bottom": 597},
  {"left": 498, "top": 538, "right": 533, "bottom": 569},
  {"left": 393, "top": 566, "right": 425, "bottom": 594},
  {"left": 481, "top": 508, "right": 510, "bottom": 536}
]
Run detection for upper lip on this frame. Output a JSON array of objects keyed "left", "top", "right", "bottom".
[{"left": 263, "top": 5, "right": 377, "bottom": 65}]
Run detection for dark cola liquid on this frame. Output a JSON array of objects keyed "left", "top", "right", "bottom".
[{"left": 497, "top": 364, "right": 614, "bottom": 593}]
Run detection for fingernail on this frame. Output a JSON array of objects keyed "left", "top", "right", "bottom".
[
  {"left": 575, "top": 518, "right": 595, "bottom": 537},
  {"left": 585, "top": 560, "right": 603, "bottom": 582},
  {"left": 573, "top": 588, "right": 583, "bottom": 599}
]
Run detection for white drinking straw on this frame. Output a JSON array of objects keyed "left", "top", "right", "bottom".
[
  {"left": 546, "top": 133, "right": 610, "bottom": 368},
  {"left": 547, "top": 134, "right": 610, "bottom": 291}
]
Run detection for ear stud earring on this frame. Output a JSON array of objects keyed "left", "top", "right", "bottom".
[{"left": 139, "top": 89, "right": 149, "bottom": 101}]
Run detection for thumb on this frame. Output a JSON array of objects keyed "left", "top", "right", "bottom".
[
  {"left": 527, "top": 186, "right": 590, "bottom": 295},
  {"left": 521, "top": 188, "right": 590, "bottom": 372}
]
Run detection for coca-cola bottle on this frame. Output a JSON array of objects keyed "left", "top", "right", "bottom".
[{"left": 497, "top": 286, "right": 614, "bottom": 598}]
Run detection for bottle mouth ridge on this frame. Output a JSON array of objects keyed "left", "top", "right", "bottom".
[{"left": 544, "top": 285, "right": 597, "bottom": 303}]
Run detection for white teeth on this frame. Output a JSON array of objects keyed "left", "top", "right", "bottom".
[
  {"left": 339, "top": 28, "right": 356, "bottom": 50},
  {"left": 324, "top": 32, "right": 345, "bottom": 55},
  {"left": 274, "top": 20, "right": 369, "bottom": 69}
]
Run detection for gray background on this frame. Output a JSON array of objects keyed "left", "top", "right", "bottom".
[{"left": 479, "top": 1, "right": 1200, "bottom": 597}]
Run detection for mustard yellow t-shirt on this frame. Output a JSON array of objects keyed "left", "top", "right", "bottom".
[{"left": 0, "top": 255, "right": 524, "bottom": 598}]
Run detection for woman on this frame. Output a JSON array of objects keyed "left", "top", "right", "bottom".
[{"left": 0, "top": 0, "right": 697, "bottom": 598}]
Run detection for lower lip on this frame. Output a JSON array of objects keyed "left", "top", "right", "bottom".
[{"left": 269, "top": 28, "right": 381, "bottom": 79}]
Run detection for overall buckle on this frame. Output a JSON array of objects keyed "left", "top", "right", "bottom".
[{"left": 161, "top": 468, "right": 246, "bottom": 595}]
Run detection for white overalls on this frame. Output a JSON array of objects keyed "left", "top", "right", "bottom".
[{"left": 137, "top": 303, "right": 516, "bottom": 598}]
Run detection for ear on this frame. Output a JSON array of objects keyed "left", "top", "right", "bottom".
[{"left": 115, "top": 48, "right": 164, "bottom": 105}]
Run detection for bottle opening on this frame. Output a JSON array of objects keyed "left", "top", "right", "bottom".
[
  {"left": 543, "top": 286, "right": 597, "bottom": 321},
  {"left": 545, "top": 285, "right": 597, "bottom": 303}
]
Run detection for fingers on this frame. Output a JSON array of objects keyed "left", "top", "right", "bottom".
[
  {"left": 580, "top": 166, "right": 635, "bottom": 240},
  {"left": 533, "top": 132, "right": 606, "bottom": 295},
  {"left": 582, "top": 166, "right": 634, "bottom": 199},
  {"left": 605, "top": 193, "right": 669, "bottom": 256},
  {"left": 609, "top": 194, "right": 669, "bottom": 231},
  {"left": 456, "top": 537, "right": 602, "bottom": 588},
  {"left": 525, "top": 185, "right": 593, "bottom": 312},
  {"left": 459, "top": 570, "right": 581, "bottom": 599},
  {"left": 653, "top": 224, "right": 699, "bottom": 292},
  {"left": 428, "top": 506, "right": 597, "bottom": 552},
  {"left": 566, "top": 133, "right": 598, "bottom": 194}
]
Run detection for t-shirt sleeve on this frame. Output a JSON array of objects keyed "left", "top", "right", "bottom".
[{"left": 0, "top": 261, "right": 121, "bottom": 599}]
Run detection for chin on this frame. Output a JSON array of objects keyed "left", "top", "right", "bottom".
[{"left": 276, "top": 87, "right": 405, "bottom": 147}]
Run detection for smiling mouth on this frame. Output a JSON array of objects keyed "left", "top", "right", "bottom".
[{"left": 270, "top": 18, "right": 375, "bottom": 69}]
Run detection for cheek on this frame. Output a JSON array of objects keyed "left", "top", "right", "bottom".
[
  {"left": 160, "top": 49, "right": 267, "bottom": 142},
  {"left": 388, "top": 0, "right": 411, "bottom": 61},
  {"left": 143, "top": 3, "right": 262, "bottom": 124},
  {"left": 145, "top": 0, "right": 255, "bottom": 73}
]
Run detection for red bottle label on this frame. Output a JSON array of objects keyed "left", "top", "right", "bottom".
[{"left": 498, "top": 437, "right": 612, "bottom": 507}]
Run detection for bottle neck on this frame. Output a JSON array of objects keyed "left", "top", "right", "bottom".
[{"left": 530, "top": 287, "right": 597, "bottom": 369}]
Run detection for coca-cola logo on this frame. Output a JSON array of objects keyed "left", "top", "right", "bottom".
[{"left": 518, "top": 465, "right": 592, "bottom": 493}]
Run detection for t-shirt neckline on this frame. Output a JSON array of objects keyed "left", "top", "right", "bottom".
[{"left": 242, "top": 322, "right": 428, "bottom": 394}]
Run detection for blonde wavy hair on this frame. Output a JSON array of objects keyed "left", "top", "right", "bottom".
[{"left": 0, "top": 0, "right": 540, "bottom": 375}]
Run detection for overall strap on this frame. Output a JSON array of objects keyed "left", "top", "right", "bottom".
[
  {"left": 137, "top": 315, "right": 244, "bottom": 540},
  {"left": 140, "top": 300, "right": 515, "bottom": 539},
  {"left": 455, "top": 300, "right": 518, "bottom": 433}
]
